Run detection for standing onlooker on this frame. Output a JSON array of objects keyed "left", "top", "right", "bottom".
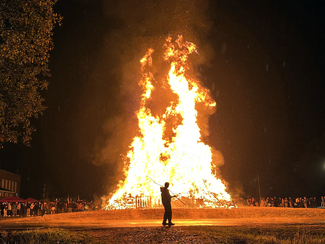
[
  {"left": 30, "top": 202, "right": 35, "bottom": 216},
  {"left": 289, "top": 197, "right": 293, "bottom": 208},
  {"left": 246, "top": 198, "right": 252, "bottom": 206},
  {"left": 308, "top": 197, "right": 313, "bottom": 208},
  {"left": 34, "top": 202, "right": 39, "bottom": 216},
  {"left": 272, "top": 197, "right": 277, "bottom": 207},
  {"left": 284, "top": 198, "right": 289, "bottom": 207},
  {"left": 7, "top": 202, "right": 12, "bottom": 216},
  {"left": 17, "top": 202, "right": 21, "bottom": 217},
  {"left": 51, "top": 202, "right": 56, "bottom": 214},
  {"left": 260, "top": 198, "right": 265, "bottom": 207},
  {"left": 22, "top": 202, "right": 27, "bottom": 217},
  {"left": 12, "top": 202, "right": 17, "bottom": 216},
  {"left": 321, "top": 196, "right": 325, "bottom": 208},
  {"left": 296, "top": 197, "right": 300, "bottom": 208},
  {"left": 160, "top": 182, "right": 176, "bottom": 227},
  {"left": 3, "top": 203, "right": 7, "bottom": 217},
  {"left": 26, "top": 202, "right": 31, "bottom": 217},
  {"left": 303, "top": 197, "right": 308, "bottom": 208},
  {"left": 250, "top": 198, "right": 255, "bottom": 207},
  {"left": 39, "top": 202, "right": 44, "bottom": 216},
  {"left": 313, "top": 197, "right": 317, "bottom": 208},
  {"left": 0, "top": 202, "right": 3, "bottom": 217}
]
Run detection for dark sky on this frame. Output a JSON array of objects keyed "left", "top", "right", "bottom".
[{"left": 1, "top": 0, "right": 325, "bottom": 200}]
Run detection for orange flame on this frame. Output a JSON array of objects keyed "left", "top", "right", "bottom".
[{"left": 106, "top": 36, "right": 231, "bottom": 209}]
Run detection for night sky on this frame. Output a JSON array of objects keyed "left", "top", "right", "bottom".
[{"left": 1, "top": 0, "right": 325, "bottom": 201}]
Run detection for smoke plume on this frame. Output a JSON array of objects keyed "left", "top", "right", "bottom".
[{"left": 87, "top": 0, "right": 221, "bottom": 192}]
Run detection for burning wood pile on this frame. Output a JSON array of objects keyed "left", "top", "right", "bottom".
[{"left": 105, "top": 36, "right": 231, "bottom": 209}]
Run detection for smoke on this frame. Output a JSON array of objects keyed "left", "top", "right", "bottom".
[
  {"left": 88, "top": 0, "right": 220, "bottom": 193},
  {"left": 103, "top": 0, "right": 211, "bottom": 40}
]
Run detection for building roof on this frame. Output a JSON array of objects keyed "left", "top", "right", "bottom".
[
  {"left": 0, "top": 169, "right": 20, "bottom": 178},
  {"left": 0, "top": 187, "right": 14, "bottom": 193}
]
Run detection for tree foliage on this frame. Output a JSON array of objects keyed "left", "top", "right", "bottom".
[{"left": 0, "top": 0, "right": 61, "bottom": 146}]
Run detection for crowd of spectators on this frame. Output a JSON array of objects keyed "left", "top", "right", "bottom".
[
  {"left": 1, "top": 196, "right": 325, "bottom": 216},
  {"left": 234, "top": 196, "right": 325, "bottom": 208},
  {"left": 0, "top": 200, "right": 101, "bottom": 217}
]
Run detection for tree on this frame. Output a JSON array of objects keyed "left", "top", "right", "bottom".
[{"left": 0, "top": 0, "right": 61, "bottom": 146}]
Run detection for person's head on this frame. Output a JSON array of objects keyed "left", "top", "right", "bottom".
[{"left": 165, "top": 182, "right": 169, "bottom": 188}]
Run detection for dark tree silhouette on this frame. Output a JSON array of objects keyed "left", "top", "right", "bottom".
[{"left": 0, "top": 0, "right": 61, "bottom": 145}]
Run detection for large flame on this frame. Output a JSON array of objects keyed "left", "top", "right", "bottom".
[{"left": 106, "top": 36, "right": 231, "bottom": 209}]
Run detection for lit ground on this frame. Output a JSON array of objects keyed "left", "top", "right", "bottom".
[
  {"left": 1, "top": 208, "right": 325, "bottom": 243},
  {"left": 1, "top": 207, "right": 325, "bottom": 229}
]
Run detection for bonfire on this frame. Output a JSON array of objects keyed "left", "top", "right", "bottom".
[{"left": 105, "top": 36, "right": 231, "bottom": 209}]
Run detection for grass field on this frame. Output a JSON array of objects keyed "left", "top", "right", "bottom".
[
  {"left": 1, "top": 224, "right": 325, "bottom": 243},
  {"left": 1, "top": 207, "right": 325, "bottom": 243}
]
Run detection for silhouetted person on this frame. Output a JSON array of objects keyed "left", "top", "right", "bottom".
[
  {"left": 303, "top": 197, "right": 308, "bottom": 208},
  {"left": 160, "top": 182, "right": 175, "bottom": 227},
  {"left": 0, "top": 202, "right": 3, "bottom": 217}
]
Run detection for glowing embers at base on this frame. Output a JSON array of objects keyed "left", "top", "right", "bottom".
[
  {"left": 108, "top": 194, "right": 233, "bottom": 209},
  {"left": 105, "top": 36, "right": 231, "bottom": 209}
]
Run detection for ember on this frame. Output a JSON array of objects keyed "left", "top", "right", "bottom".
[{"left": 105, "top": 36, "right": 231, "bottom": 209}]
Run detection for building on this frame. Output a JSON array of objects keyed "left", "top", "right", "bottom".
[{"left": 0, "top": 169, "right": 21, "bottom": 199}]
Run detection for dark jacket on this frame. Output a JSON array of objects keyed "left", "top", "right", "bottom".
[{"left": 160, "top": 187, "right": 172, "bottom": 203}]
